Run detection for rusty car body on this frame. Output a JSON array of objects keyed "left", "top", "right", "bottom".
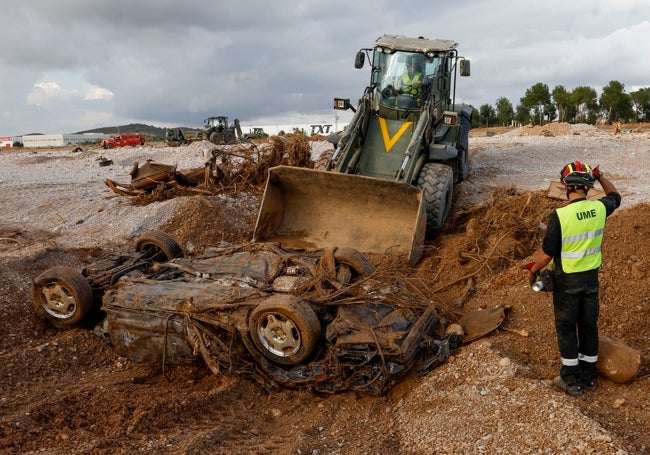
[{"left": 31, "top": 231, "right": 460, "bottom": 394}]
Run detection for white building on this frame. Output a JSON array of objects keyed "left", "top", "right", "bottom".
[
  {"left": 22, "top": 133, "right": 110, "bottom": 148},
  {"left": 22, "top": 134, "right": 65, "bottom": 148}
]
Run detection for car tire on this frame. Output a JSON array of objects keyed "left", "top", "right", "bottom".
[
  {"left": 248, "top": 297, "right": 321, "bottom": 365},
  {"left": 31, "top": 267, "right": 94, "bottom": 328},
  {"left": 333, "top": 247, "right": 375, "bottom": 279},
  {"left": 135, "top": 231, "right": 184, "bottom": 261}
]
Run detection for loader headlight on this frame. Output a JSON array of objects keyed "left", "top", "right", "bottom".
[{"left": 443, "top": 111, "right": 458, "bottom": 125}]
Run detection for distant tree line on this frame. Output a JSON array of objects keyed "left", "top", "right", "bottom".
[{"left": 471, "top": 81, "right": 650, "bottom": 128}]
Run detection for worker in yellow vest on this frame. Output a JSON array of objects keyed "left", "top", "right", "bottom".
[
  {"left": 399, "top": 56, "right": 424, "bottom": 97},
  {"left": 525, "top": 160, "right": 621, "bottom": 397},
  {"left": 385, "top": 55, "right": 425, "bottom": 99}
]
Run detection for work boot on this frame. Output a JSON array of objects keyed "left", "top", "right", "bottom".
[
  {"left": 554, "top": 376, "right": 583, "bottom": 397},
  {"left": 581, "top": 379, "right": 596, "bottom": 392},
  {"left": 579, "top": 360, "right": 598, "bottom": 392}
]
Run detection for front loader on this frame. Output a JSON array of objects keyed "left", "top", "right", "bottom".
[
  {"left": 204, "top": 116, "right": 243, "bottom": 145},
  {"left": 254, "top": 35, "right": 472, "bottom": 265}
]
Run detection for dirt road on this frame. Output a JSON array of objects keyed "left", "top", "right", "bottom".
[{"left": 1, "top": 124, "right": 648, "bottom": 454}]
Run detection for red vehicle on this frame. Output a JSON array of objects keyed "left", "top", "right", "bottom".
[{"left": 101, "top": 133, "right": 145, "bottom": 149}]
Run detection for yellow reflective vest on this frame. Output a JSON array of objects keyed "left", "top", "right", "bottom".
[
  {"left": 401, "top": 72, "right": 423, "bottom": 96},
  {"left": 556, "top": 200, "right": 607, "bottom": 273}
]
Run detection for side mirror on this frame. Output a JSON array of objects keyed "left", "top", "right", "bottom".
[
  {"left": 354, "top": 51, "right": 365, "bottom": 69},
  {"left": 460, "top": 59, "right": 471, "bottom": 77}
]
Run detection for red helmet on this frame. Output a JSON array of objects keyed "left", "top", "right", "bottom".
[{"left": 560, "top": 160, "right": 595, "bottom": 188}]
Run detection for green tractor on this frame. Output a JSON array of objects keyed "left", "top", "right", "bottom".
[
  {"left": 204, "top": 116, "right": 243, "bottom": 145},
  {"left": 253, "top": 35, "right": 471, "bottom": 265},
  {"left": 243, "top": 127, "right": 269, "bottom": 141}
]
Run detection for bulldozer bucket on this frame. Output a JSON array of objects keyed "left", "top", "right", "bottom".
[{"left": 253, "top": 166, "right": 426, "bottom": 266}]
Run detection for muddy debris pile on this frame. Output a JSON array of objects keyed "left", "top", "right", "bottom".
[{"left": 105, "top": 134, "right": 314, "bottom": 205}]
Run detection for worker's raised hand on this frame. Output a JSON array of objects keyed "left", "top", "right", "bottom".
[{"left": 592, "top": 165, "right": 601, "bottom": 181}]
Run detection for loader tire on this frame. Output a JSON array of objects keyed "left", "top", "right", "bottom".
[
  {"left": 224, "top": 131, "right": 236, "bottom": 144},
  {"left": 417, "top": 163, "right": 453, "bottom": 237},
  {"left": 32, "top": 267, "right": 94, "bottom": 329},
  {"left": 209, "top": 132, "right": 224, "bottom": 144}
]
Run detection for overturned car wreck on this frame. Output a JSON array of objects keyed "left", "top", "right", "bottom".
[{"left": 31, "top": 231, "right": 468, "bottom": 395}]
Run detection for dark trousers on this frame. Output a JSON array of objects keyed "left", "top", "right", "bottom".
[{"left": 553, "top": 288, "right": 599, "bottom": 385}]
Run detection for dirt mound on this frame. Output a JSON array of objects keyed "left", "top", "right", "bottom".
[
  {"left": 471, "top": 121, "right": 650, "bottom": 139},
  {"left": 160, "top": 194, "right": 260, "bottom": 249}
]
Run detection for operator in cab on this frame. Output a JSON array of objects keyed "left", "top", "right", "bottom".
[{"left": 397, "top": 55, "right": 425, "bottom": 97}]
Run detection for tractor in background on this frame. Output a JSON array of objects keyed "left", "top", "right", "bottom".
[{"left": 204, "top": 116, "right": 243, "bottom": 145}]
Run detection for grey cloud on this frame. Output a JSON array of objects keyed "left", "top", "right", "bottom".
[{"left": 1, "top": 0, "right": 649, "bottom": 135}]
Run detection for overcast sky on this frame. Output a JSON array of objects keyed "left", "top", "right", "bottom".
[{"left": 1, "top": 0, "right": 648, "bottom": 136}]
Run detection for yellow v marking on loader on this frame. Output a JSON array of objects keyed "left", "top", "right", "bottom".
[{"left": 378, "top": 117, "right": 412, "bottom": 152}]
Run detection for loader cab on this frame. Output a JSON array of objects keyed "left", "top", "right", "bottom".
[
  {"left": 205, "top": 116, "right": 228, "bottom": 131},
  {"left": 375, "top": 50, "right": 450, "bottom": 114}
]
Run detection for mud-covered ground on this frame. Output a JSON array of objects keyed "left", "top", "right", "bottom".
[{"left": 1, "top": 123, "right": 649, "bottom": 454}]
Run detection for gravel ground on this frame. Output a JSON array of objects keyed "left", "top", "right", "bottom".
[
  {"left": 460, "top": 124, "right": 648, "bottom": 208},
  {"left": 0, "top": 141, "right": 227, "bottom": 248}
]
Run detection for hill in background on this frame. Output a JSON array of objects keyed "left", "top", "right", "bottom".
[{"left": 76, "top": 123, "right": 200, "bottom": 140}]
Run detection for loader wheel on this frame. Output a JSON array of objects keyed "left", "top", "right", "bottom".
[
  {"left": 135, "top": 230, "right": 184, "bottom": 261},
  {"left": 32, "top": 267, "right": 94, "bottom": 329},
  {"left": 209, "top": 132, "right": 224, "bottom": 144},
  {"left": 417, "top": 163, "right": 453, "bottom": 237},
  {"left": 224, "top": 131, "right": 236, "bottom": 144},
  {"left": 248, "top": 297, "right": 321, "bottom": 366}
]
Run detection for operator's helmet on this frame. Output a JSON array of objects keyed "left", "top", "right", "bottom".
[
  {"left": 560, "top": 160, "right": 595, "bottom": 188},
  {"left": 406, "top": 54, "right": 424, "bottom": 72}
]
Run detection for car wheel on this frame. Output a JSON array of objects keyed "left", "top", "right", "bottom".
[
  {"left": 417, "top": 163, "right": 454, "bottom": 237},
  {"left": 135, "top": 230, "right": 184, "bottom": 261},
  {"left": 31, "top": 267, "right": 94, "bottom": 328},
  {"left": 248, "top": 297, "right": 321, "bottom": 365},
  {"left": 333, "top": 247, "right": 375, "bottom": 276}
]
